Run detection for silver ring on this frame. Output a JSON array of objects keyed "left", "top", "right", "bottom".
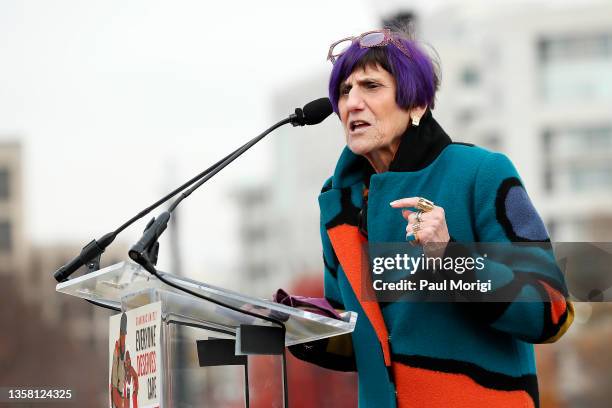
[{"left": 416, "top": 211, "right": 424, "bottom": 223}]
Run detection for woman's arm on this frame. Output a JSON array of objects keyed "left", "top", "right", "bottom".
[
  {"left": 465, "top": 152, "right": 574, "bottom": 343},
  {"left": 391, "top": 152, "right": 574, "bottom": 344}
]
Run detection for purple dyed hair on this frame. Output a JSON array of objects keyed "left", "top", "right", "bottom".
[{"left": 328, "top": 32, "right": 440, "bottom": 115}]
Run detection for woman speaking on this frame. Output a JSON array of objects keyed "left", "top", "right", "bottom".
[{"left": 291, "top": 29, "right": 574, "bottom": 407}]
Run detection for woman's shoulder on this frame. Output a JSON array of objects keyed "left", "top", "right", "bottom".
[
  {"left": 431, "top": 143, "right": 521, "bottom": 191},
  {"left": 444, "top": 142, "right": 497, "bottom": 160},
  {"left": 443, "top": 143, "right": 515, "bottom": 171}
]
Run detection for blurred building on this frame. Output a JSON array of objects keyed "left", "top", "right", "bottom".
[
  {"left": 1, "top": 138, "right": 132, "bottom": 344},
  {"left": 28, "top": 243, "right": 128, "bottom": 346},
  {"left": 233, "top": 2, "right": 612, "bottom": 407},
  {"left": 231, "top": 184, "right": 274, "bottom": 295},
  {"left": 0, "top": 141, "right": 28, "bottom": 279},
  {"left": 421, "top": 1, "right": 612, "bottom": 241},
  {"left": 0, "top": 139, "right": 132, "bottom": 405}
]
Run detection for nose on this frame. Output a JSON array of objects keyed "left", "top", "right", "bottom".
[{"left": 345, "top": 87, "right": 365, "bottom": 112}]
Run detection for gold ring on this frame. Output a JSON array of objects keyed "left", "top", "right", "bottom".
[
  {"left": 416, "top": 197, "right": 434, "bottom": 212},
  {"left": 412, "top": 222, "right": 422, "bottom": 233}
]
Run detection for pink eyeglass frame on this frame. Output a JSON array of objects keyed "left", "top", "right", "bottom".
[{"left": 327, "top": 29, "right": 412, "bottom": 64}]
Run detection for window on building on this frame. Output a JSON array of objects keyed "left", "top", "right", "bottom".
[
  {"left": 539, "top": 33, "right": 612, "bottom": 62},
  {"left": 541, "top": 126, "right": 612, "bottom": 193},
  {"left": 549, "top": 126, "right": 612, "bottom": 157},
  {"left": 542, "top": 130, "right": 554, "bottom": 192},
  {"left": 538, "top": 33, "right": 612, "bottom": 103},
  {"left": 543, "top": 168, "right": 554, "bottom": 193},
  {"left": 567, "top": 164, "right": 612, "bottom": 191},
  {"left": 0, "top": 221, "right": 12, "bottom": 252},
  {"left": 461, "top": 66, "right": 480, "bottom": 87},
  {"left": 0, "top": 168, "right": 9, "bottom": 200}
]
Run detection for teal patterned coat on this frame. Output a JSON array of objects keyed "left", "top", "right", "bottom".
[{"left": 291, "top": 110, "right": 573, "bottom": 408}]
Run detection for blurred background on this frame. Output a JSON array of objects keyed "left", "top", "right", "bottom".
[{"left": 1, "top": 0, "right": 611, "bottom": 406}]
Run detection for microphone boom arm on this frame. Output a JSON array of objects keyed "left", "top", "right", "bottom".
[{"left": 54, "top": 98, "right": 332, "bottom": 282}]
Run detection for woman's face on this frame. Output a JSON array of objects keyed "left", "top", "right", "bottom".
[{"left": 338, "top": 64, "right": 411, "bottom": 160}]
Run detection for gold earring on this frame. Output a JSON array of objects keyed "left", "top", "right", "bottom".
[{"left": 410, "top": 106, "right": 427, "bottom": 127}]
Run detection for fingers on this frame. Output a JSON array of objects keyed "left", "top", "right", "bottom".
[
  {"left": 393, "top": 198, "right": 447, "bottom": 246},
  {"left": 390, "top": 197, "right": 421, "bottom": 209},
  {"left": 401, "top": 208, "right": 413, "bottom": 221},
  {"left": 406, "top": 221, "right": 427, "bottom": 247},
  {"left": 409, "top": 211, "right": 434, "bottom": 223},
  {"left": 403, "top": 207, "right": 439, "bottom": 224},
  {"left": 405, "top": 219, "right": 427, "bottom": 236}
]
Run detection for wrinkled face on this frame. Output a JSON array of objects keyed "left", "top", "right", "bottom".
[{"left": 338, "top": 64, "right": 411, "bottom": 159}]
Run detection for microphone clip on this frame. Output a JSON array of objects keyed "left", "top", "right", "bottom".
[
  {"left": 86, "top": 254, "right": 102, "bottom": 273},
  {"left": 289, "top": 108, "right": 306, "bottom": 127},
  {"left": 142, "top": 217, "right": 161, "bottom": 266},
  {"left": 129, "top": 212, "right": 169, "bottom": 267}
]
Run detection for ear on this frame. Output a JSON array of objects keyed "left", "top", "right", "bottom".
[{"left": 410, "top": 105, "right": 428, "bottom": 127}]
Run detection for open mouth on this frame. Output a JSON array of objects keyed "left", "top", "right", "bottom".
[{"left": 349, "top": 120, "right": 371, "bottom": 132}]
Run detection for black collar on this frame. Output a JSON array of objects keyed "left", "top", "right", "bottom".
[{"left": 388, "top": 109, "right": 452, "bottom": 172}]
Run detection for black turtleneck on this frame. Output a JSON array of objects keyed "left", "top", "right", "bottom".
[{"left": 388, "top": 109, "right": 453, "bottom": 172}]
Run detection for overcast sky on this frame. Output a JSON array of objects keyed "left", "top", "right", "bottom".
[
  {"left": 0, "top": 0, "right": 385, "bottom": 283},
  {"left": 0, "top": 0, "right": 591, "bottom": 284}
]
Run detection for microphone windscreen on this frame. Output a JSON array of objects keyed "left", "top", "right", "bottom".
[{"left": 302, "top": 98, "right": 333, "bottom": 125}]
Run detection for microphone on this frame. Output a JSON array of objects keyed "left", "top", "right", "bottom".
[
  {"left": 290, "top": 97, "right": 333, "bottom": 126},
  {"left": 130, "top": 98, "right": 334, "bottom": 267},
  {"left": 55, "top": 98, "right": 333, "bottom": 282},
  {"left": 53, "top": 232, "right": 116, "bottom": 282},
  {"left": 128, "top": 212, "right": 170, "bottom": 264}
]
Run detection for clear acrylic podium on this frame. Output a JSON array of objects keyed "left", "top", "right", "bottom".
[{"left": 56, "top": 261, "right": 357, "bottom": 407}]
